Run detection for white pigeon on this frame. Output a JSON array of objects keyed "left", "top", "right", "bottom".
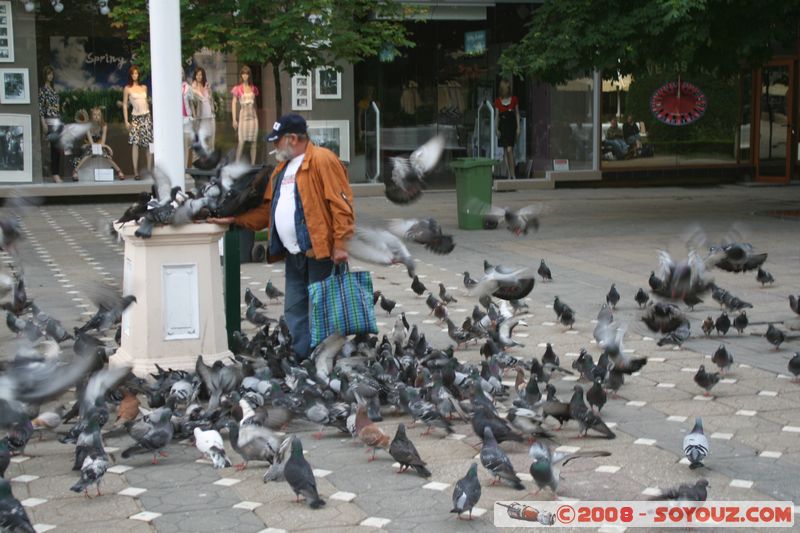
[{"left": 194, "top": 427, "right": 231, "bottom": 469}]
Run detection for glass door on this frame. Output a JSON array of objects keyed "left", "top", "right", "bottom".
[{"left": 756, "top": 61, "right": 794, "bottom": 182}]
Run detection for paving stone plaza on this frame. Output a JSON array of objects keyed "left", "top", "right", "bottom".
[{"left": 1, "top": 184, "right": 799, "bottom": 532}]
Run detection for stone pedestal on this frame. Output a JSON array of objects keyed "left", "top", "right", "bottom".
[{"left": 112, "top": 222, "right": 232, "bottom": 374}]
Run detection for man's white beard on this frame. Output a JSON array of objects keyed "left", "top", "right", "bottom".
[{"left": 275, "top": 146, "right": 293, "bottom": 162}]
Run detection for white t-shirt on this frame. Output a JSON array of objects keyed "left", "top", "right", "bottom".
[{"left": 273, "top": 153, "right": 306, "bottom": 254}]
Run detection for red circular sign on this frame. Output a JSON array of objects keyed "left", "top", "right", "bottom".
[{"left": 650, "top": 80, "right": 707, "bottom": 126}]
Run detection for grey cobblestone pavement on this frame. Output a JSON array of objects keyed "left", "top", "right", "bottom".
[{"left": 1, "top": 184, "right": 800, "bottom": 532}]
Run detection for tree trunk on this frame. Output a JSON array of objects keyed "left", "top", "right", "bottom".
[{"left": 272, "top": 62, "right": 283, "bottom": 118}]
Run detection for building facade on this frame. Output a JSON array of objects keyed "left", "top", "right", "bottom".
[{"left": 0, "top": 1, "right": 796, "bottom": 188}]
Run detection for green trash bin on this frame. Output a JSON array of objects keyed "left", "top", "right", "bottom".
[{"left": 452, "top": 157, "right": 494, "bottom": 230}]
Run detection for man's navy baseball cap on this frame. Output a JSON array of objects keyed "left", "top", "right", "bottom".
[{"left": 266, "top": 114, "right": 307, "bottom": 142}]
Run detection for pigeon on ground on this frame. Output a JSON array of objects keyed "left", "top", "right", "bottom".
[
  {"left": 471, "top": 405, "right": 524, "bottom": 444},
  {"left": 790, "top": 295, "right": 800, "bottom": 316},
  {"left": 586, "top": 378, "right": 607, "bottom": 412},
  {"left": 438, "top": 283, "right": 457, "bottom": 305},
  {"left": 70, "top": 431, "right": 109, "bottom": 497},
  {"left": 634, "top": 288, "right": 649, "bottom": 308},
  {"left": 283, "top": 437, "right": 325, "bottom": 508},
  {"left": 788, "top": 353, "right": 800, "bottom": 383},
  {"left": 542, "top": 343, "right": 559, "bottom": 367},
  {"left": 648, "top": 271, "right": 664, "bottom": 292},
  {"left": 466, "top": 200, "right": 543, "bottom": 236},
  {"left": 542, "top": 384, "right": 572, "bottom": 428},
  {"left": 712, "top": 345, "right": 733, "bottom": 374},
  {"left": 265, "top": 280, "right": 284, "bottom": 300},
  {"left": 0, "top": 477, "right": 34, "bottom": 533},
  {"left": 262, "top": 437, "right": 292, "bottom": 483},
  {"left": 641, "top": 302, "right": 686, "bottom": 333},
  {"left": 462, "top": 271, "right": 478, "bottom": 290},
  {"left": 657, "top": 320, "right": 690, "bottom": 347},
  {"left": 194, "top": 427, "right": 231, "bottom": 469},
  {"left": 387, "top": 218, "right": 455, "bottom": 255},
  {"left": 756, "top": 267, "right": 775, "bottom": 286},
  {"left": 694, "top": 365, "right": 720, "bottom": 397},
  {"left": 195, "top": 355, "right": 243, "bottom": 411},
  {"left": 451, "top": 463, "right": 481, "bottom": 520},
  {"left": 244, "top": 287, "right": 264, "bottom": 309},
  {"left": 0, "top": 438, "right": 8, "bottom": 477},
  {"left": 226, "top": 416, "right": 280, "bottom": 470},
  {"left": 379, "top": 294, "right": 397, "bottom": 316},
  {"left": 648, "top": 479, "right": 709, "bottom": 501},
  {"left": 765, "top": 324, "right": 786, "bottom": 350},
  {"left": 707, "top": 235, "right": 766, "bottom": 273},
  {"left": 538, "top": 260, "right": 552, "bottom": 281},
  {"left": 733, "top": 311, "right": 748, "bottom": 334},
  {"left": 389, "top": 423, "right": 431, "bottom": 477},
  {"left": 702, "top": 316, "right": 714, "bottom": 336},
  {"left": 606, "top": 284, "right": 620, "bottom": 309},
  {"left": 355, "top": 404, "right": 390, "bottom": 461},
  {"left": 410, "top": 275, "right": 427, "bottom": 296},
  {"left": 121, "top": 407, "right": 173, "bottom": 464},
  {"left": 384, "top": 135, "right": 445, "bottom": 204},
  {"left": 652, "top": 250, "right": 714, "bottom": 303},
  {"left": 480, "top": 427, "right": 524, "bottom": 490},
  {"left": 569, "top": 385, "right": 615, "bottom": 438},
  {"left": 715, "top": 312, "right": 731, "bottom": 335},
  {"left": 528, "top": 441, "right": 611, "bottom": 496},
  {"left": 683, "top": 417, "right": 709, "bottom": 470}
]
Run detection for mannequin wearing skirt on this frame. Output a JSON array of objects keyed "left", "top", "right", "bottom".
[{"left": 494, "top": 78, "right": 520, "bottom": 179}]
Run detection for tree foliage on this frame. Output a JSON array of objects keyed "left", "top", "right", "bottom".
[
  {"left": 110, "top": 0, "right": 415, "bottom": 114},
  {"left": 499, "top": 0, "right": 800, "bottom": 84}
]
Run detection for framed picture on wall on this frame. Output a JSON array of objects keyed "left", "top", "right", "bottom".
[
  {"left": 0, "top": 68, "right": 28, "bottom": 104},
  {"left": 0, "top": 114, "right": 33, "bottom": 182},
  {"left": 291, "top": 73, "right": 312, "bottom": 111},
  {"left": 315, "top": 67, "right": 341, "bottom": 100},
  {"left": 0, "top": 2, "right": 13, "bottom": 63},
  {"left": 306, "top": 120, "right": 350, "bottom": 162}
]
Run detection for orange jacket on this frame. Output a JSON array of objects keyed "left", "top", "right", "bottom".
[{"left": 233, "top": 142, "right": 355, "bottom": 263}]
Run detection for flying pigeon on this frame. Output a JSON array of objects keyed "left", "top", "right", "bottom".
[
  {"left": 348, "top": 226, "right": 416, "bottom": 277},
  {"left": 466, "top": 199, "right": 544, "bottom": 236},
  {"left": 387, "top": 218, "right": 455, "bottom": 255},
  {"left": 384, "top": 135, "right": 445, "bottom": 204}
]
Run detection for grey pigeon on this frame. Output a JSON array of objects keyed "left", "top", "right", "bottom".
[
  {"left": 788, "top": 352, "right": 800, "bottom": 382},
  {"left": 694, "top": 365, "right": 720, "bottom": 397},
  {"left": 380, "top": 294, "right": 397, "bottom": 316},
  {"left": 586, "top": 378, "right": 607, "bottom": 412},
  {"left": 195, "top": 355, "right": 243, "bottom": 410},
  {"left": 410, "top": 275, "right": 427, "bottom": 296},
  {"left": 463, "top": 271, "right": 478, "bottom": 289},
  {"left": 121, "top": 407, "right": 173, "bottom": 464},
  {"left": 70, "top": 440, "right": 110, "bottom": 497},
  {"left": 438, "top": 283, "right": 457, "bottom": 304},
  {"left": 714, "top": 312, "right": 730, "bottom": 335},
  {"left": 657, "top": 320, "right": 690, "bottom": 347},
  {"left": 542, "top": 343, "right": 559, "bottom": 366},
  {"left": 528, "top": 441, "right": 611, "bottom": 496},
  {"left": 0, "top": 438, "right": 9, "bottom": 478},
  {"left": 682, "top": 417, "right": 709, "bottom": 470},
  {"left": 244, "top": 287, "right": 264, "bottom": 309},
  {"left": 606, "top": 284, "right": 620, "bottom": 309},
  {"left": 712, "top": 344, "right": 733, "bottom": 373},
  {"left": 733, "top": 311, "right": 748, "bottom": 334},
  {"left": 765, "top": 324, "right": 785, "bottom": 350},
  {"left": 538, "top": 259, "right": 552, "bottom": 281},
  {"left": 0, "top": 477, "right": 34, "bottom": 533},
  {"left": 649, "top": 479, "right": 709, "bottom": 501},
  {"left": 790, "top": 295, "right": 800, "bottom": 316},
  {"left": 451, "top": 463, "right": 481, "bottom": 520},
  {"left": 634, "top": 287, "right": 649, "bottom": 308},
  {"left": 284, "top": 437, "right": 325, "bottom": 508},
  {"left": 387, "top": 218, "right": 455, "bottom": 255},
  {"left": 384, "top": 135, "right": 444, "bottom": 204},
  {"left": 756, "top": 267, "right": 774, "bottom": 286},
  {"left": 265, "top": 280, "right": 284, "bottom": 300},
  {"left": 480, "top": 428, "right": 524, "bottom": 490},
  {"left": 569, "top": 385, "right": 615, "bottom": 438},
  {"left": 389, "top": 423, "right": 431, "bottom": 478}
]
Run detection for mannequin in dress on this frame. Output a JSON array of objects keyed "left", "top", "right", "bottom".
[
  {"left": 122, "top": 65, "right": 153, "bottom": 179},
  {"left": 191, "top": 67, "right": 216, "bottom": 152},
  {"left": 231, "top": 65, "right": 259, "bottom": 164},
  {"left": 494, "top": 78, "right": 520, "bottom": 179},
  {"left": 181, "top": 67, "right": 193, "bottom": 168},
  {"left": 38, "top": 65, "right": 62, "bottom": 183}
]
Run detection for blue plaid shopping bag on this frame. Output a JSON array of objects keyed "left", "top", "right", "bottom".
[{"left": 308, "top": 263, "right": 378, "bottom": 348}]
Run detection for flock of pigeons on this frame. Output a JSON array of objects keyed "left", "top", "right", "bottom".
[{"left": 0, "top": 136, "right": 798, "bottom": 531}]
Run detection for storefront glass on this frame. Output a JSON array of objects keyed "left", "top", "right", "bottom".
[{"left": 600, "top": 69, "right": 740, "bottom": 170}]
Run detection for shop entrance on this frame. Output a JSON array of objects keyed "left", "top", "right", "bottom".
[{"left": 755, "top": 60, "right": 795, "bottom": 182}]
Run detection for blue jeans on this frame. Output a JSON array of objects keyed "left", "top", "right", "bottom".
[{"left": 284, "top": 253, "right": 334, "bottom": 360}]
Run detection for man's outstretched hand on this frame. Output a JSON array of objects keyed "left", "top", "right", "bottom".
[{"left": 206, "top": 217, "right": 235, "bottom": 224}]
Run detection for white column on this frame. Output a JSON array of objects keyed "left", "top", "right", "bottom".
[
  {"left": 148, "top": 0, "right": 184, "bottom": 189},
  {"left": 593, "top": 70, "right": 601, "bottom": 171}
]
